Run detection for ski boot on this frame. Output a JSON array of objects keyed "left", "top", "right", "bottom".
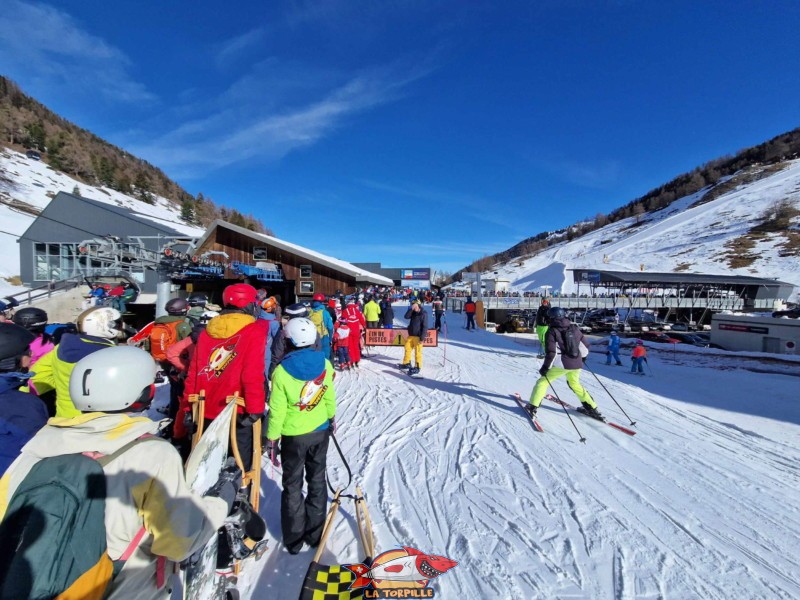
[
  {"left": 524, "top": 403, "right": 538, "bottom": 418},
  {"left": 580, "top": 404, "right": 604, "bottom": 420},
  {"left": 407, "top": 367, "right": 420, "bottom": 377},
  {"left": 398, "top": 363, "right": 410, "bottom": 370}
]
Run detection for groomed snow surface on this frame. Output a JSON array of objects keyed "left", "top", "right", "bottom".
[{"left": 231, "top": 306, "right": 800, "bottom": 600}]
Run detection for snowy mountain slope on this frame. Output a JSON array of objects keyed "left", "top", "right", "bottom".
[
  {"left": 0, "top": 146, "right": 204, "bottom": 294},
  {"left": 484, "top": 160, "right": 800, "bottom": 302},
  {"left": 229, "top": 306, "right": 799, "bottom": 599}
]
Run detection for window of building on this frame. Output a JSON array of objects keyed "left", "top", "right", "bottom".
[
  {"left": 32, "top": 242, "right": 145, "bottom": 282},
  {"left": 300, "top": 280, "right": 314, "bottom": 294},
  {"left": 300, "top": 264, "right": 312, "bottom": 278}
]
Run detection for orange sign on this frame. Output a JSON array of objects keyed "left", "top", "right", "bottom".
[{"left": 364, "top": 328, "right": 438, "bottom": 347}]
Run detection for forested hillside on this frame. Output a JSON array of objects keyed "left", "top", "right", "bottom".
[
  {"left": 463, "top": 126, "right": 800, "bottom": 275},
  {"left": 0, "top": 76, "right": 269, "bottom": 233}
]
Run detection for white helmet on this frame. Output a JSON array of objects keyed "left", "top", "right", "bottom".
[
  {"left": 284, "top": 317, "right": 317, "bottom": 348},
  {"left": 77, "top": 307, "right": 122, "bottom": 339},
  {"left": 69, "top": 346, "right": 157, "bottom": 412}
]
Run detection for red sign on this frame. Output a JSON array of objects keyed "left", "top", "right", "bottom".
[{"left": 719, "top": 323, "right": 769, "bottom": 334}]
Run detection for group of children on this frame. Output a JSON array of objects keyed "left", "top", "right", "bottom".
[{"left": 605, "top": 331, "right": 649, "bottom": 374}]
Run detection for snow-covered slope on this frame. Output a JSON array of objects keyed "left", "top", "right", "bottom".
[
  {"left": 0, "top": 147, "right": 204, "bottom": 294},
  {"left": 484, "top": 160, "right": 800, "bottom": 302},
  {"left": 228, "top": 306, "right": 800, "bottom": 599}
]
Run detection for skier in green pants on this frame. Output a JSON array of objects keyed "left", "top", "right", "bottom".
[
  {"left": 526, "top": 307, "right": 602, "bottom": 419},
  {"left": 534, "top": 298, "right": 550, "bottom": 358}
]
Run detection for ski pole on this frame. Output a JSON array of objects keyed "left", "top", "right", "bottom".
[
  {"left": 442, "top": 314, "right": 448, "bottom": 367},
  {"left": 544, "top": 374, "right": 586, "bottom": 443},
  {"left": 645, "top": 358, "right": 654, "bottom": 377},
  {"left": 583, "top": 363, "right": 637, "bottom": 426}
]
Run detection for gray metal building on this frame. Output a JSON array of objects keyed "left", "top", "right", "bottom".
[{"left": 18, "top": 191, "right": 194, "bottom": 295}]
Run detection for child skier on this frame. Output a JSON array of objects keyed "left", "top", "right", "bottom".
[
  {"left": 631, "top": 339, "right": 647, "bottom": 374},
  {"left": 606, "top": 331, "right": 622, "bottom": 365},
  {"left": 333, "top": 320, "right": 352, "bottom": 370}
]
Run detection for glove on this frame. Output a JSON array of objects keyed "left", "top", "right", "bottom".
[
  {"left": 329, "top": 418, "right": 337, "bottom": 435},
  {"left": 237, "top": 412, "right": 261, "bottom": 427},
  {"left": 205, "top": 458, "right": 243, "bottom": 514},
  {"left": 264, "top": 439, "right": 281, "bottom": 467},
  {"left": 539, "top": 366, "right": 549, "bottom": 377}
]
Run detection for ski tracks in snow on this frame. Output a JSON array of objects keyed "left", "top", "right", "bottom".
[{"left": 246, "top": 316, "right": 800, "bottom": 599}]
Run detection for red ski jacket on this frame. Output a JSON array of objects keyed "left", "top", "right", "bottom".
[{"left": 177, "top": 312, "right": 267, "bottom": 438}]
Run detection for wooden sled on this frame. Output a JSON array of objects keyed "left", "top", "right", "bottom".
[
  {"left": 298, "top": 486, "right": 376, "bottom": 600},
  {"left": 186, "top": 390, "right": 206, "bottom": 451},
  {"left": 227, "top": 392, "right": 265, "bottom": 575}
]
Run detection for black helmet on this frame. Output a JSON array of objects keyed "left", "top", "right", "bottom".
[
  {"left": 547, "top": 306, "right": 566, "bottom": 320},
  {"left": 0, "top": 322, "right": 35, "bottom": 371},
  {"left": 12, "top": 307, "right": 48, "bottom": 333},
  {"left": 187, "top": 293, "right": 208, "bottom": 307},
  {"left": 165, "top": 297, "right": 189, "bottom": 315}
]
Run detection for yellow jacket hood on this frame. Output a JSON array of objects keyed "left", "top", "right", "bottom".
[{"left": 206, "top": 312, "right": 256, "bottom": 339}]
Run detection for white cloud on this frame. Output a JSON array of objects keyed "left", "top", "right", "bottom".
[
  {"left": 215, "top": 28, "right": 266, "bottom": 69},
  {"left": 531, "top": 155, "right": 622, "bottom": 190},
  {"left": 130, "top": 62, "right": 433, "bottom": 177},
  {"left": 0, "top": 0, "right": 154, "bottom": 103}
]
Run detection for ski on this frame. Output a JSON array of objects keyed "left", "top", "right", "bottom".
[
  {"left": 544, "top": 395, "right": 636, "bottom": 436},
  {"left": 512, "top": 393, "right": 544, "bottom": 432}
]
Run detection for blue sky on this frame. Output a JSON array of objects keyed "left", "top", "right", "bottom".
[{"left": 2, "top": 1, "right": 800, "bottom": 274}]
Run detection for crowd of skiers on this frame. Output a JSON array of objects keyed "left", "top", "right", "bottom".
[
  {"left": 0, "top": 283, "right": 447, "bottom": 598},
  {"left": 0, "top": 285, "right": 653, "bottom": 598}
]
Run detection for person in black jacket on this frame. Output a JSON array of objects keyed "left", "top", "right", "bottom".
[
  {"left": 399, "top": 300, "right": 427, "bottom": 375},
  {"left": 534, "top": 299, "right": 550, "bottom": 357},
  {"left": 524, "top": 307, "right": 601, "bottom": 419},
  {"left": 379, "top": 295, "right": 395, "bottom": 329}
]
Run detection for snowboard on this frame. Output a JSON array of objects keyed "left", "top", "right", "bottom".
[{"left": 182, "top": 399, "right": 237, "bottom": 600}]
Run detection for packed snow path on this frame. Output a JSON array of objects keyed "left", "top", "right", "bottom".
[{"left": 241, "top": 308, "right": 800, "bottom": 599}]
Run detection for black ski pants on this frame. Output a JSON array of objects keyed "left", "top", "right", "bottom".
[
  {"left": 203, "top": 416, "right": 254, "bottom": 472},
  {"left": 280, "top": 429, "right": 330, "bottom": 553},
  {"left": 434, "top": 312, "right": 443, "bottom": 330}
]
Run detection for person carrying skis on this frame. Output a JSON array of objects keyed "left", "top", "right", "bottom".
[
  {"left": 333, "top": 319, "right": 352, "bottom": 370},
  {"left": 524, "top": 306, "right": 602, "bottom": 419},
  {"left": 631, "top": 339, "right": 648, "bottom": 374},
  {"left": 0, "top": 322, "right": 48, "bottom": 475},
  {"left": 464, "top": 297, "right": 477, "bottom": 330},
  {"left": 308, "top": 293, "right": 334, "bottom": 361},
  {"left": 379, "top": 294, "right": 394, "bottom": 328},
  {"left": 535, "top": 298, "right": 550, "bottom": 357},
  {"left": 0, "top": 346, "right": 234, "bottom": 600},
  {"left": 30, "top": 306, "right": 119, "bottom": 418},
  {"left": 265, "top": 317, "right": 336, "bottom": 555},
  {"left": 363, "top": 295, "right": 381, "bottom": 329},
  {"left": 178, "top": 284, "right": 267, "bottom": 472},
  {"left": 399, "top": 299, "right": 428, "bottom": 376},
  {"left": 606, "top": 331, "right": 622, "bottom": 366}
]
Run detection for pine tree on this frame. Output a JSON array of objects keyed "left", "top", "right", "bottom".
[{"left": 181, "top": 198, "right": 195, "bottom": 223}]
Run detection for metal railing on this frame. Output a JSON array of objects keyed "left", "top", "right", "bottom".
[{"left": 4, "top": 275, "right": 85, "bottom": 308}]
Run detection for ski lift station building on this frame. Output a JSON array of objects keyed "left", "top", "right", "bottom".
[{"left": 17, "top": 192, "right": 392, "bottom": 315}]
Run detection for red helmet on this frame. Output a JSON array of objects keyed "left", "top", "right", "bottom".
[
  {"left": 223, "top": 284, "right": 258, "bottom": 308},
  {"left": 313, "top": 293, "right": 325, "bottom": 302}
]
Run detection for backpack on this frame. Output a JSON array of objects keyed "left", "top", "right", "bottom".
[
  {"left": 309, "top": 309, "right": 329, "bottom": 338},
  {"left": 0, "top": 436, "right": 154, "bottom": 600},
  {"left": 149, "top": 321, "right": 182, "bottom": 361},
  {"left": 562, "top": 325, "right": 582, "bottom": 359}
]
